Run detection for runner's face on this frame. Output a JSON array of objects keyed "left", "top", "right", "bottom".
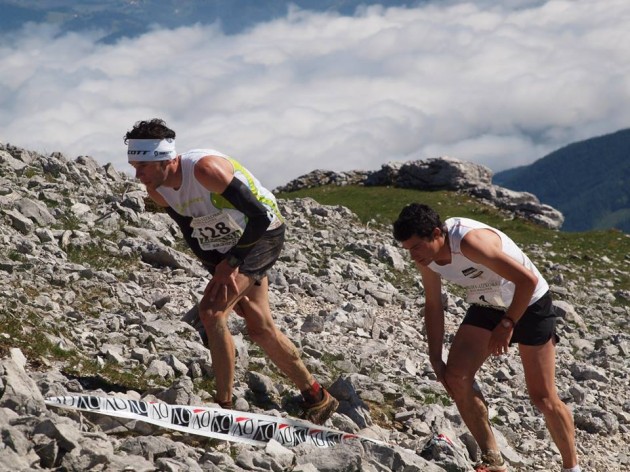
[
  {"left": 401, "top": 232, "right": 441, "bottom": 266},
  {"left": 130, "top": 161, "right": 165, "bottom": 188}
]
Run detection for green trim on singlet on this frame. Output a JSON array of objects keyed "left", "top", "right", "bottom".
[
  {"left": 210, "top": 193, "right": 233, "bottom": 209},
  {"left": 210, "top": 157, "right": 284, "bottom": 222}
]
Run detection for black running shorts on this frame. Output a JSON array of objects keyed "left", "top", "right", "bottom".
[
  {"left": 205, "top": 224, "right": 285, "bottom": 281},
  {"left": 461, "top": 292, "right": 558, "bottom": 346}
]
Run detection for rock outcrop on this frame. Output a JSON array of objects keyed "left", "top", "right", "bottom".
[
  {"left": 0, "top": 144, "right": 628, "bottom": 471},
  {"left": 275, "top": 157, "right": 565, "bottom": 230}
]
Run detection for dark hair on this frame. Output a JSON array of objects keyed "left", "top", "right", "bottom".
[
  {"left": 392, "top": 203, "right": 443, "bottom": 241},
  {"left": 123, "top": 118, "right": 176, "bottom": 144}
]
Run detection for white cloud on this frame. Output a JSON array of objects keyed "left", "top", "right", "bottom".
[{"left": 1, "top": 0, "right": 629, "bottom": 188}]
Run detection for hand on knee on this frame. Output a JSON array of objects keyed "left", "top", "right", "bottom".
[{"left": 199, "top": 295, "right": 231, "bottom": 316}]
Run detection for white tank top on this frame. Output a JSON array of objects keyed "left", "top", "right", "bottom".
[
  {"left": 157, "top": 149, "right": 283, "bottom": 254},
  {"left": 428, "top": 217, "right": 548, "bottom": 308}
]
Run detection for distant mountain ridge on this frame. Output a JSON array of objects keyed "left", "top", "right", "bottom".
[{"left": 494, "top": 128, "right": 630, "bottom": 232}]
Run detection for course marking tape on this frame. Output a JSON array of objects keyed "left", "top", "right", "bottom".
[{"left": 45, "top": 395, "right": 388, "bottom": 448}]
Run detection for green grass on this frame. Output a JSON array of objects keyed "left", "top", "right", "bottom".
[
  {"left": 0, "top": 308, "right": 76, "bottom": 363},
  {"left": 277, "top": 186, "right": 544, "bottom": 238},
  {"left": 7, "top": 250, "right": 26, "bottom": 262},
  {"left": 490, "top": 416, "right": 505, "bottom": 426},
  {"left": 0, "top": 306, "right": 160, "bottom": 391},
  {"left": 364, "top": 399, "right": 396, "bottom": 429},
  {"left": 53, "top": 213, "right": 83, "bottom": 231},
  {"left": 65, "top": 243, "right": 139, "bottom": 273},
  {"left": 63, "top": 359, "right": 158, "bottom": 392},
  {"left": 277, "top": 186, "right": 630, "bottom": 294},
  {"left": 422, "top": 391, "right": 453, "bottom": 407}
]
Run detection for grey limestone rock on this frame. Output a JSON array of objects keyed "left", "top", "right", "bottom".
[
  {"left": 0, "top": 145, "right": 626, "bottom": 471},
  {"left": 276, "top": 156, "right": 564, "bottom": 229}
]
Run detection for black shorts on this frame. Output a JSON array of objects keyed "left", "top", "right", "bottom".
[
  {"left": 205, "top": 224, "right": 285, "bottom": 281},
  {"left": 461, "top": 292, "right": 558, "bottom": 346}
]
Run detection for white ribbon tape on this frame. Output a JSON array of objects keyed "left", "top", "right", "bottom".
[{"left": 45, "top": 395, "right": 387, "bottom": 448}]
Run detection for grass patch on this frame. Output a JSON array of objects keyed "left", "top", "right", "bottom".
[
  {"left": 277, "top": 186, "right": 505, "bottom": 231},
  {"left": 364, "top": 399, "right": 395, "bottom": 429},
  {"left": 318, "top": 352, "right": 347, "bottom": 379},
  {"left": 194, "top": 377, "right": 217, "bottom": 397},
  {"left": 277, "top": 186, "right": 630, "bottom": 293},
  {"left": 382, "top": 268, "right": 421, "bottom": 295},
  {"left": 7, "top": 250, "right": 26, "bottom": 262},
  {"left": 69, "top": 285, "right": 114, "bottom": 317},
  {"left": 320, "top": 352, "right": 345, "bottom": 365},
  {"left": 490, "top": 416, "right": 505, "bottom": 426},
  {"left": 54, "top": 213, "right": 83, "bottom": 231},
  {"left": 63, "top": 359, "right": 157, "bottom": 392},
  {"left": 65, "top": 243, "right": 139, "bottom": 273},
  {"left": 21, "top": 166, "right": 40, "bottom": 179},
  {"left": 0, "top": 308, "right": 76, "bottom": 364},
  {"left": 422, "top": 391, "right": 453, "bottom": 407}
]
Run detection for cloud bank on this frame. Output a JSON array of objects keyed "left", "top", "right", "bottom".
[{"left": 1, "top": 0, "right": 629, "bottom": 188}]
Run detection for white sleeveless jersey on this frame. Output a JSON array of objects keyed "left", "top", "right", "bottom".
[
  {"left": 428, "top": 218, "right": 548, "bottom": 308},
  {"left": 157, "top": 149, "right": 283, "bottom": 254}
]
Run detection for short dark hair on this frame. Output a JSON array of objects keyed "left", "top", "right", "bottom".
[
  {"left": 123, "top": 118, "right": 176, "bottom": 144},
  {"left": 393, "top": 203, "right": 443, "bottom": 241}
]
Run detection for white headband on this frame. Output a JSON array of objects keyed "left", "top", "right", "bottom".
[{"left": 127, "top": 138, "right": 176, "bottom": 162}]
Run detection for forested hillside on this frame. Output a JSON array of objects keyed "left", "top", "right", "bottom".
[{"left": 494, "top": 128, "right": 630, "bottom": 232}]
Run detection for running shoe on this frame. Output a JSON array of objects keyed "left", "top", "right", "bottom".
[
  {"left": 301, "top": 388, "right": 339, "bottom": 425},
  {"left": 475, "top": 450, "right": 508, "bottom": 472}
]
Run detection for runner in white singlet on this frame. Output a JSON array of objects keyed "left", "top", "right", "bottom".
[
  {"left": 393, "top": 203, "right": 580, "bottom": 472},
  {"left": 124, "top": 118, "right": 338, "bottom": 425}
]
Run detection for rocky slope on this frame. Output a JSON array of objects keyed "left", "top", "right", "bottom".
[{"left": 0, "top": 144, "right": 629, "bottom": 471}]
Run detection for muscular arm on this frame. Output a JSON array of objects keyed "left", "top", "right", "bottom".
[
  {"left": 192, "top": 155, "right": 277, "bottom": 301},
  {"left": 194, "top": 156, "right": 271, "bottom": 263},
  {"left": 192, "top": 155, "right": 234, "bottom": 194},
  {"left": 418, "top": 263, "right": 452, "bottom": 395},
  {"left": 460, "top": 229, "right": 537, "bottom": 324},
  {"left": 419, "top": 264, "right": 446, "bottom": 363},
  {"left": 460, "top": 229, "right": 538, "bottom": 354}
]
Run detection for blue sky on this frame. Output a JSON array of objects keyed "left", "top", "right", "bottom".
[{"left": 1, "top": 0, "right": 629, "bottom": 188}]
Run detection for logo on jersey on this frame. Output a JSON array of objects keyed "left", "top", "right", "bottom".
[{"left": 462, "top": 267, "right": 483, "bottom": 278}]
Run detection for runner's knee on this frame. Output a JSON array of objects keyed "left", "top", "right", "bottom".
[
  {"left": 444, "top": 368, "right": 475, "bottom": 397},
  {"left": 529, "top": 392, "right": 563, "bottom": 415},
  {"left": 199, "top": 305, "right": 230, "bottom": 329},
  {"left": 248, "top": 325, "right": 278, "bottom": 345}
]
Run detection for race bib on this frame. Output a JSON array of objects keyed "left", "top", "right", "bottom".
[
  {"left": 190, "top": 213, "right": 243, "bottom": 253},
  {"left": 466, "top": 282, "right": 505, "bottom": 307}
]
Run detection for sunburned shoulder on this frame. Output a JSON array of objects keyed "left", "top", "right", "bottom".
[
  {"left": 193, "top": 155, "right": 234, "bottom": 191},
  {"left": 194, "top": 155, "right": 231, "bottom": 176},
  {"left": 463, "top": 227, "right": 500, "bottom": 243},
  {"left": 461, "top": 228, "right": 502, "bottom": 257}
]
